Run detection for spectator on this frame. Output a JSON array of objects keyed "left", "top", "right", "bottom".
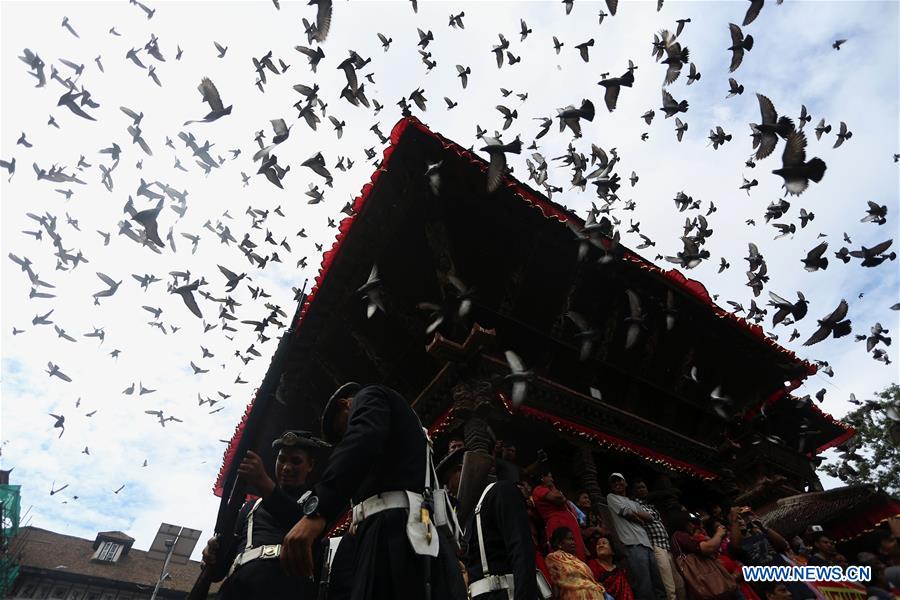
[
  {"left": 728, "top": 510, "right": 815, "bottom": 600},
  {"left": 533, "top": 469, "right": 588, "bottom": 561},
  {"left": 806, "top": 533, "right": 837, "bottom": 567},
  {"left": 496, "top": 439, "right": 525, "bottom": 482},
  {"left": 577, "top": 490, "right": 610, "bottom": 543},
  {"left": 704, "top": 510, "right": 759, "bottom": 600},
  {"left": 632, "top": 479, "right": 679, "bottom": 600},
  {"left": 606, "top": 473, "right": 667, "bottom": 600},
  {"left": 589, "top": 535, "right": 636, "bottom": 600},
  {"left": 755, "top": 581, "right": 792, "bottom": 600},
  {"left": 789, "top": 536, "right": 810, "bottom": 565},
  {"left": 669, "top": 511, "right": 738, "bottom": 600},
  {"left": 671, "top": 511, "right": 727, "bottom": 559},
  {"left": 517, "top": 477, "right": 551, "bottom": 583},
  {"left": 546, "top": 527, "right": 607, "bottom": 600},
  {"left": 833, "top": 554, "right": 849, "bottom": 571},
  {"left": 856, "top": 553, "right": 893, "bottom": 600},
  {"left": 448, "top": 435, "right": 465, "bottom": 454},
  {"left": 873, "top": 526, "right": 900, "bottom": 588}
]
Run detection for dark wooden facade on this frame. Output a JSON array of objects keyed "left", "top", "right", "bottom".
[{"left": 216, "top": 117, "right": 852, "bottom": 514}]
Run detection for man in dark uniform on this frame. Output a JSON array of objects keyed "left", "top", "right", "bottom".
[
  {"left": 464, "top": 477, "right": 540, "bottom": 600},
  {"left": 436, "top": 446, "right": 465, "bottom": 501},
  {"left": 280, "top": 383, "right": 467, "bottom": 600},
  {"left": 199, "top": 430, "right": 323, "bottom": 599}
]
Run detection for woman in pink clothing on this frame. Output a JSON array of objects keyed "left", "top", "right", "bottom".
[{"left": 532, "top": 470, "right": 588, "bottom": 561}]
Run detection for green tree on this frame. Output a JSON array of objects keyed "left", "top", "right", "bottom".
[{"left": 821, "top": 383, "right": 900, "bottom": 496}]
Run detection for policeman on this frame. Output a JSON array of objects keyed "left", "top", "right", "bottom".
[
  {"left": 436, "top": 446, "right": 465, "bottom": 501},
  {"left": 464, "top": 476, "right": 542, "bottom": 600},
  {"left": 200, "top": 430, "right": 323, "bottom": 600},
  {"left": 280, "top": 383, "right": 467, "bottom": 600}
]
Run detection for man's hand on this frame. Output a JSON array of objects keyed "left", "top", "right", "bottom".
[
  {"left": 237, "top": 450, "right": 275, "bottom": 497},
  {"left": 281, "top": 515, "right": 327, "bottom": 577},
  {"left": 200, "top": 535, "right": 219, "bottom": 569}
]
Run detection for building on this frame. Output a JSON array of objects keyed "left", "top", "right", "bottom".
[
  {"left": 6, "top": 525, "right": 215, "bottom": 600},
  {"left": 1, "top": 476, "right": 22, "bottom": 597},
  {"left": 212, "top": 116, "right": 886, "bottom": 548}
]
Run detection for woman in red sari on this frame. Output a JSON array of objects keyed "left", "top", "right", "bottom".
[
  {"left": 588, "top": 536, "right": 635, "bottom": 600},
  {"left": 532, "top": 470, "right": 588, "bottom": 561}
]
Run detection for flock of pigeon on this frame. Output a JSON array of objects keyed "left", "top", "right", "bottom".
[{"left": 2, "top": 0, "right": 898, "bottom": 509}]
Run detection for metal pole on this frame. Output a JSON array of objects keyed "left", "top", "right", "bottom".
[{"left": 150, "top": 528, "right": 181, "bottom": 600}]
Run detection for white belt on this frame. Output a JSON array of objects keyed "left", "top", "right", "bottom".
[
  {"left": 469, "top": 574, "right": 514, "bottom": 597},
  {"left": 228, "top": 544, "right": 281, "bottom": 576},
  {"left": 351, "top": 490, "right": 419, "bottom": 526}
]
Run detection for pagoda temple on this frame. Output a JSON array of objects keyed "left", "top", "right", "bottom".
[{"left": 214, "top": 117, "right": 872, "bottom": 544}]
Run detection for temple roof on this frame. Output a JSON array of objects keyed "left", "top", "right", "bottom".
[
  {"left": 760, "top": 485, "right": 900, "bottom": 541},
  {"left": 215, "top": 117, "right": 848, "bottom": 495}
]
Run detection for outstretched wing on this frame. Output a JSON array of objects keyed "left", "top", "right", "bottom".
[
  {"left": 781, "top": 130, "right": 808, "bottom": 167},
  {"left": 198, "top": 77, "right": 224, "bottom": 112},
  {"left": 96, "top": 271, "right": 116, "bottom": 286},
  {"left": 314, "top": 0, "right": 333, "bottom": 42}
]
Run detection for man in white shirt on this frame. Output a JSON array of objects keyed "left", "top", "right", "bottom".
[{"left": 605, "top": 473, "right": 667, "bottom": 600}]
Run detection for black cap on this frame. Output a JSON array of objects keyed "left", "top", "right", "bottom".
[
  {"left": 272, "top": 430, "right": 328, "bottom": 452},
  {"left": 320, "top": 382, "right": 362, "bottom": 443},
  {"left": 435, "top": 447, "right": 465, "bottom": 484}
]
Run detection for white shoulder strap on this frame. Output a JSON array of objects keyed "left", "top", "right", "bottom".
[
  {"left": 326, "top": 535, "right": 344, "bottom": 573},
  {"left": 246, "top": 498, "right": 264, "bottom": 550},
  {"left": 474, "top": 482, "right": 497, "bottom": 576},
  {"left": 423, "top": 426, "right": 438, "bottom": 491}
]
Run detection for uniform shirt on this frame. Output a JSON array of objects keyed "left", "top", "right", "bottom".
[
  {"left": 232, "top": 484, "right": 309, "bottom": 554},
  {"left": 606, "top": 493, "right": 652, "bottom": 547},
  {"left": 314, "top": 385, "right": 428, "bottom": 521},
  {"left": 217, "top": 485, "right": 318, "bottom": 600},
  {"left": 635, "top": 498, "right": 670, "bottom": 550},
  {"left": 463, "top": 481, "right": 537, "bottom": 600},
  {"left": 311, "top": 385, "right": 467, "bottom": 600}
]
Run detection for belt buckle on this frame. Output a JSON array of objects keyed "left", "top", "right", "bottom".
[{"left": 262, "top": 545, "right": 277, "bottom": 558}]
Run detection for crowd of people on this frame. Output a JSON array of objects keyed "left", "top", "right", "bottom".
[
  {"left": 199, "top": 383, "right": 899, "bottom": 600},
  {"left": 436, "top": 434, "right": 899, "bottom": 600}
]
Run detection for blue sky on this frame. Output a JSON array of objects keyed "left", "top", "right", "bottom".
[{"left": 1, "top": 0, "right": 898, "bottom": 560}]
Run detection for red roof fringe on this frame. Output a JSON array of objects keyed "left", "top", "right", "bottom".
[
  {"left": 213, "top": 390, "right": 259, "bottom": 496},
  {"left": 809, "top": 401, "right": 855, "bottom": 454},
  {"left": 498, "top": 393, "right": 719, "bottom": 480}
]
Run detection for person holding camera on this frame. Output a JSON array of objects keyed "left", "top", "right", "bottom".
[{"left": 727, "top": 509, "right": 815, "bottom": 600}]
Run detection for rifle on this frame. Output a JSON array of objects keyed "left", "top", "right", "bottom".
[{"left": 188, "top": 280, "right": 308, "bottom": 600}]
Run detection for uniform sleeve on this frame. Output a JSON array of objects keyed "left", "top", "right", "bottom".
[
  {"left": 261, "top": 486, "right": 304, "bottom": 529},
  {"left": 314, "top": 387, "right": 392, "bottom": 521},
  {"left": 495, "top": 482, "right": 538, "bottom": 600}
]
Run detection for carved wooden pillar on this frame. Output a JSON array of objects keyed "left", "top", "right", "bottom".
[
  {"left": 452, "top": 379, "right": 498, "bottom": 455},
  {"left": 572, "top": 446, "right": 605, "bottom": 511}
]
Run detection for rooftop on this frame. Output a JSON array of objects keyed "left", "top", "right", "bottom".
[{"left": 9, "top": 526, "right": 215, "bottom": 594}]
